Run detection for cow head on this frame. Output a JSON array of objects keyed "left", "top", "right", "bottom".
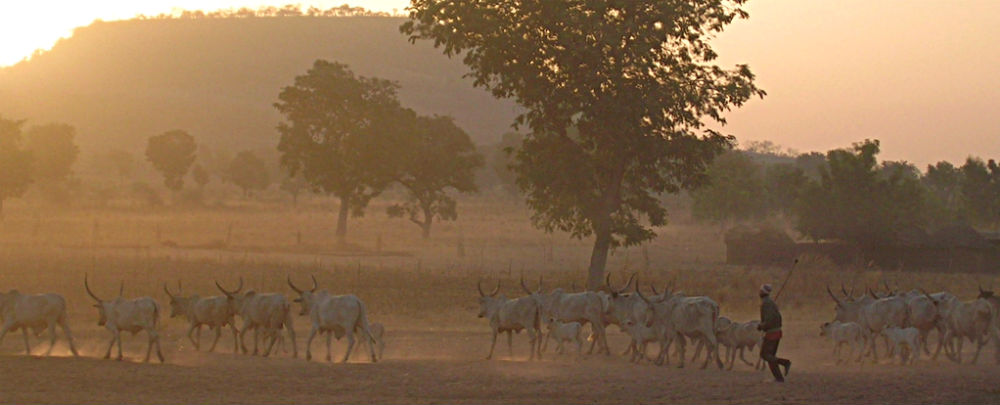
[
  {"left": 827, "top": 285, "right": 870, "bottom": 323},
  {"left": 163, "top": 280, "right": 192, "bottom": 318},
  {"left": 634, "top": 277, "right": 668, "bottom": 328},
  {"left": 85, "top": 273, "right": 121, "bottom": 327},
  {"left": 287, "top": 275, "right": 318, "bottom": 316},
  {"left": 215, "top": 277, "right": 246, "bottom": 313},
  {"left": 602, "top": 273, "right": 635, "bottom": 299},
  {"left": 477, "top": 279, "right": 503, "bottom": 319},
  {"left": 978, "top": 285, "right": 995, "bottom": 300},
  {"left": 819, "top": 321, "right": 832, "bottom": 337}
]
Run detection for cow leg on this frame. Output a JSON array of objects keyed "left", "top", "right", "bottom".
[
  {"left": 263, "top": 329, "right": 278, "bottom": 358},
  {"left": 238, "top": 324, "right": 251, "bottom": 354},
  {"left": 506, "top": 331, "right": 513, "bottom": 358},
  {"left": 691, "top": 339, "right": 704, "bottom": 363},
  {"left": 739, "top": 346, "right": 754, "bottom": 367},
  {"left": 326, "top": 331, "right": 334, "bottom": 362},
  {"left": 103, "top": 332, "right": 116, "bottom": 359},
  {"left": 150, "top": 329, "right": 164, "bottom": 363},
  {"left": 116, "top": 331, "right": 124, "bottom": 361},
  {"left": 186, "top": 324, "right": 199, "bottom": 350},
  {"left": 576, "top": 335, "right": 583, "bottom": 356},
  {"left": 304, "top": 326, "right": 317, "bottom": 361},
  {"left": 145, "top": 330, "right": 155, "bottom": 362},
  {"left": 21, "top": 328, "right": 32, "bottom": 356},
  {"left": 527, "top": 328, "right": 537, "bottom": 360},
  {"left": 207, "top": 325, "right": 222, "bottom": 352},
  {"left": 252, "top": 326, "right": 261, "bottom": 355},
  {"left": 285, "top": 316, "right": 298, "bottom": 359},
  {"left": 342, "top": 330, "right": 356, "bottom": 363},
  {"left": 677, "top": 337, "right": 687, "bottom": 368},
  {"left": 540, "top": 329, "right": 551, "bottom": 353},
  {"left": 953, "top": 334, "right": 964, "bottom": 364},
  {"left": 586, "top": 330, "right": 598, "bottom": 354},
  {"left": 229, "top": 323, "right": 241, "bottom": 354},
  {"left": 971, "top": 334, "right": 986, "bottom": 364},
  {"left": 486, "top": 330, "right": 498, "bottom": 360},
  {"left": 40, "top": 323, "right": 56, "bottom": 356},
  {"left": 57, "top": 320, "right": 78, "bottom": 357}
]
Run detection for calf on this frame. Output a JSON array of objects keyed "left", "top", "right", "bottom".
[
  {"left": 163, "top": 281, "right": 240, "bottom": 353},
  {"left": 717, "top": 318, "right": 761, "bottom": 370},
  {"left": 883, "top": 326, "right": 920, "bottom": 365},
  {"left": 544, "top": 318, "right": 583, "bottom": 355},
  {"left": 819, "top": 321, "right": 867, "bottom": 364}
]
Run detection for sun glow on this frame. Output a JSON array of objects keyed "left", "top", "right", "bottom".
[{"left": 0, "top": 1, "right": 408, "bottom": 67}]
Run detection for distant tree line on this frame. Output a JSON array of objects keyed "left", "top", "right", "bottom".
[
  {"left": 133, "top": 4, "right": 397, "bottom": 21},
  {"left": 691, "top": 139, "right": 1000, "bottom": 251}
]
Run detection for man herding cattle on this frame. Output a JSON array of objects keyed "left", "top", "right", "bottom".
[{"left": 758, "top": 284, "right": 791, "bottom": 382}]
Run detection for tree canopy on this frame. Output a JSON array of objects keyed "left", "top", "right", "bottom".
[
  {"left": 403, "top": 0, "right": 764, "bottom": 288},
  {"left": 227, "top": 150, "right": 270, "bottom": 197},
  {"left": 145, "top": 129, "right": 197, "bottom": 192},
  {"left": 0, "top": 115, "right": 33, "bottom": 214},
  {"left": 275, "top": 59, "right": 405, "bottom": 242},
  {"left": 23, "top": 123, "right": 79, "bottom": 184},
  {"left": 388, "top": 113, "right": 483, "bottom": 238}
]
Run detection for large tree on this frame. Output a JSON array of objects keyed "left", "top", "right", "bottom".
[
  {"left": 227, "top": 150, "right": 270, "bottom": 198},
  {"left": 690, "top": 151, "right": 766, "bottom": 225},
  {"left": 23, "top": 123, "right": 79, "bottom": 184},
  {"left": 794, "top": 140, "right": 926, "bottom": 251},
  {"left": 388, "top": 113, "right": 483, "bottom": 239},
  {"left": 403, "top": 1, "right": 763, "bottom": 288},
  {"left": 0, "top": 115, "right": 33, "bottom": 215},
  {"left": 275, "top": 60, "right": 404, "bottom": 242},
  {"left": 960, "top": 157, "right": 1000, "bottom": 230},
  {"left": 145, "top": 129, "right": 197, "bottom": 192}
]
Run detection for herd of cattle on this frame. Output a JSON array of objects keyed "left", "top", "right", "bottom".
[
  {"left": 1, "top": 271, "right": 999, "bottom": 369},
  {"left": 478, "top": 274, "right": 1000, "bottom": 368},
  {"left": 0, "top": 275, "right": 383, "bottom": 363}
]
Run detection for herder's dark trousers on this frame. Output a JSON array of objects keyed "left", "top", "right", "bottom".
[{"left": 760, "top": 337, "right": 790, "bottom": 381}]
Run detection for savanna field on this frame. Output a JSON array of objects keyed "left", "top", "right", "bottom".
[{"left": 1, "top": 198, "right": 999, "bottom": 404}]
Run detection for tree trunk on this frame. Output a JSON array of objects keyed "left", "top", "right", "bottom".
[
  {"left": 0, "top": 198, "right": 4, "bottom": 219},
  {"left": 421, "top": 205, "right": 433, "bottom": 239},
  {"left": 335, "top": 197, "right": 349, "bottom": 243},
  {"left": 586, "top": 218, "right": 612, "bottom": 290}
]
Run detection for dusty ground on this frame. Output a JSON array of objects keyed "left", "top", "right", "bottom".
[{"left": 1, "top": 320, "right": 999, "bottom": 404}]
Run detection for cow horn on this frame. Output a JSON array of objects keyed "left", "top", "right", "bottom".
[
  {"left": 119, "top": 281, "right": 124, "bottom": 297},
  {"left": 841, "top": 283, "right": 850, "bottom": 297},
  {"left": 477, "top": 280, "right": 487, "bottom": 297},
  {"left": 650, "top": 283, "right": 660, "bottom": 296},
  {"left": 287, "top": 276, "right": 303, "bottom": 294},
  {"left": 520, "top": 275, "right": 534, "bottom": 295},
  {"left": 571, "top": 281, "right": 578, "bottom": 292},
  {"left": 163, "top": 282, "right": 175, "bottom": 299},
  {"left": 309, "top": 275, "right": 318, "bottom": 292},
  {"left": 216, "top": 280, "right": 235, "bottom": 297},
  {"left": 536, "top": 275, "right": 543, "bottom": 294},
  {"left": 919, "top": 288, "right": 936, "bottom": 303},
  {"left": 826, "top": 285, "right": 843, "bottom": 307},
  {"left": 619, "top": 273, "right": 636, "bottom": 294},
  {"left": 868, "top": 288, "right": 879, "bottom": 299},
  {"left": 979, "top": 285, "right": 985, "bottom": 295},
  {"left": 84, "top": 273, "right": 103, "bottom": 302},
  {"left": 491, "top": 280, "right": 500, "bottom": 297},
  {"left": 635, "top": 278, "right": 651, "bottom": 304},
  {"left": 883, "top": 280, "right": 893, "bottom": 294}
]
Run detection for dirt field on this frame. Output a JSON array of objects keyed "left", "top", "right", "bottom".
[
  {"left": 2, "top": 323, "right": 1000, "bottom": 404},
  {"left": 1, "top": 205, "right": 999, "bottom": 403}
]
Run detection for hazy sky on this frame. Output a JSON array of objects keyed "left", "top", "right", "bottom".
[{"left": 2, "top": 1, "right": 998, "bottom": 166}]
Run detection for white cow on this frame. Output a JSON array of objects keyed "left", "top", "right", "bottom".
[
  {"left": 636, "top": 282, "right": 723, "bottom": 369},
  {"left": 288, "top": 276, "right": 377, "bottom": 363},
  {"left": 940, "top": 296, "right": 993, "bottom": 364},
  {"left": 522, "top": 276, "right": 610, "bottom": 356},
  {"left": 477, "top": 279, "right": 542, "bottom": 360},
  {"left": 85, "top": 275, "right": 164, "bottom": 362},
  {"left": 819, "top": 321, "right": 867, "bottom": 364},
  {"left": 883, "top": 326, "right": 920, "bottom": 365},
  {"left": 163, "top": 281, "right": 240, "bottom": 353},
  {"left": 976, "top": 287, "right": 1000, "bottom": 364},
  {"left": 544, "top": 318, "right": 583, "bottom": 355},
  {"left": 858, "top": 292, "right": 909, "bottom": 363},
  {"left": 349, "top": 321, "right": 385, "bottom": 361},
  {"left": 716, "top": 317, "right": 761, "bottom": 370},
  {"left": 621, "top": 317, "right": 659, "bottom": 363},
  {"left": 216, "top": 279, "right": 297, "bottom": 358},
  {"left": 0, "top": 289, "right": 78, "bottom": 356}
]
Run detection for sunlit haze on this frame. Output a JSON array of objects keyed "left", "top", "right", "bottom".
[{"left": 2, "top": 1, "right": 999, "bottom": 164}]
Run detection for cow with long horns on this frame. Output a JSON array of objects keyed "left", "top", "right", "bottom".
[
  {"left": 477, "top": 279, "right": 542, "bottom": 360},
  {"left": 0, "top": 289, "right": 78, "bottom": 357},
  {"left": 636, "top": 279, "right": 723, "bottom": 369},
  {"left": 85, "top": 274, "right": 164, "bottom": 362},
  {"left": 288, "top": 275, "right": 377, "bottom": 363},
  {"left": 521, "top": 276, "right": 611, "bottom": 356},
  {"left": 163, "top": 280, "right": 241, "bottom": 353},
  {"left": 215, "top": 279, "right": 297, "bottom": 358}
]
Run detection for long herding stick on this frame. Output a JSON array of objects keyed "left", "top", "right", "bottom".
[{"left": 772, "top": 258, "right": 799, "bottom": 302}]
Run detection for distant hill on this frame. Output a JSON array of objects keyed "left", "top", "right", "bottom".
[{"left": 0, "top": 16, "right": 520, "bottom": 155}]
